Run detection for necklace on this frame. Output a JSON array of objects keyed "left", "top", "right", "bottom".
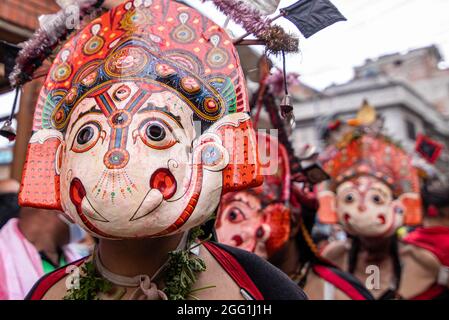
[
  {"left": 64, "top": 227, "right": 207, "bottom": 300},
  {"left": 93, "top": 232, "right": 189, "bottom": 300}
]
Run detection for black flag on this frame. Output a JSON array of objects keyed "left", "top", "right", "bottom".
[{"left": 280, "top": 0, "right": 346, "bottom": 38}]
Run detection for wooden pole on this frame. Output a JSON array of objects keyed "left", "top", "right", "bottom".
[{"left": 11, "top": 79, "right": 41, "bottom": 181}]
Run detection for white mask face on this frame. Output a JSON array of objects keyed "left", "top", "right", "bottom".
[
  {"left": 336, "top": 176, "right": 403, "bottom": 238},
  {"left": 59, "top": 83, "right": 229, "bottom": 239}
]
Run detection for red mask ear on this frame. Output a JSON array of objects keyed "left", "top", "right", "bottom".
[
  {"left": 213, "top": 114, "right": 263, "bottom": 194},
  {"left": 400, "top": 193, "right": 423, "bottom": 226},
  {"left": 19, "top": 130, "right": 63, "bottom": 210},
  {"left": 265, "top": 204, "right": 291, "bottom": 258},
  {"left": 317, "top": 190, "right": 338, "bottom": 224}
]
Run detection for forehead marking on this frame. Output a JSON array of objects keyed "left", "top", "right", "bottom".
[
  {"left": 95, "top": 92, "right": 114, "bottom": 116},
  {"left": 91, "top": 88, "right": 152, "bottom": 169}
]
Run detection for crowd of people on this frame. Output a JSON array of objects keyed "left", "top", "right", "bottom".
[{"left": 0, "top": 0, "right": 448, "bottom": 300}]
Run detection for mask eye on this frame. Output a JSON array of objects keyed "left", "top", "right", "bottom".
[
  {"left": 371, "top": 194, "right": 384, "bottom": 205},
  {"left": 139, "top": 119, "right": 177, "bottom": 150},
  {"left": 72, "top": 122, "right": 101, "bottom": 153},
  {"left": 147, "top": 123, "right": 166, "bottom": 141},
  {"left": 344, "top": 193, "right": 355, "bottom": 204},
  {"left": 227, "top": 207, "right": 245, "bottom": 223}
]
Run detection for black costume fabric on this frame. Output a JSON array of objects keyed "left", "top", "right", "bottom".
[
  {"left": 214, "top": 242, "right": 308, "bottom": 300},
  {"left": 0, "top": 193, "right": 20, "bottom": 228}
]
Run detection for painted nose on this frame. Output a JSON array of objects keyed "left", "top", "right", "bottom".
[
  {"left": 358, "top": 204, "right": 367, "bottom": 213},
  {"left": 104, "top": 149, "right": 130, "bottom": 169}
]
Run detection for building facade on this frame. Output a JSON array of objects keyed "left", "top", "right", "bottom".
[{"left": 293, "top": 46, "right": 449, "bottom": 180}]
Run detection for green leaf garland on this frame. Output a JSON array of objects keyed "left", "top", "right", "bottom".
[{"left": 64, "top": 227, "right": 208, "bottom": 300}]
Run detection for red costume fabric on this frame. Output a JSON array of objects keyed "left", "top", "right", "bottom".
[{"left": 403, "top": 226, "right": 449, "bottom": 267}]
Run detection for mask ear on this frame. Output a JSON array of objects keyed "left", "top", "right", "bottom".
[
  {"left": 209, "top": 113, "right": 263, "bottom": 194},
  {"left": 19, "top": 129, "right": 63, "bottom": 211},
  {"left": 399, "top": 192, "right": 423, "bottom": 226},
  {"left": 264, "top": 204, "right": 291, "bottom": 258},
  {"left": 317, "top": 190, "right": 338, "bottom": 224}
]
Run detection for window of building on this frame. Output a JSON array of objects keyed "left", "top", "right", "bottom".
[
  {"left": 394, "top": 59, "right": 403, "bottom": 67},
  {"left": 406, "top": 119, "right": 417, "bottom": 140}
]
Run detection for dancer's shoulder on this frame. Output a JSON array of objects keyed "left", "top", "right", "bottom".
[
  {"left": 26, "top": 257, "right": 87, "bottom": 300},
  {"left": 204, "top": 242, "right": 308, "bottom": 300}
]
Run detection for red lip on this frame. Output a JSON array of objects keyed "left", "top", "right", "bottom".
[
  {"left": 69, "top": 178, "right": 114, "bottom": 238},
  {"left": 377, "top": 214, "right": 386, "bottom": 225},
  {"left": 70, "top": 178, "right": 86, "bottom": 209},
  {"left": 150, "top": 168, "right": 177, "bottom": 200},
  {"left": 344, "top": 213, "right": 351, "bottom": 224},
  {"left": 232, "top": 235, "right": 243, "bottom": 246}
]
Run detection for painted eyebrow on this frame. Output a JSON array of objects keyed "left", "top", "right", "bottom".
[
  {"left": 68, "top": 106, "right": 103, "bottom": 134},
  {"left": 233, "top": 194, "right": 261, "bottom": 211},
  {"left": 339, "top": 185, "right": 356, "bottom": 193},
  {"left": 137, "top": 104, "right": 184, "bottom": 129},
  {"left": 370, "top": 187, "right": 389, "bottom": 197}
]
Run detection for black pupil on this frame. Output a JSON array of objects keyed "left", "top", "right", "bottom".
[
  {"left": 346, "top": 194, "right": 353, "bottom": 202},
  {"left": 146, "top": 123, "right": 165, "bottom": 141},
  {"left": 77, "top": 126, "right": 94, "bottom": 145},
  {"left": 373, "top": 195, "right": 380, "bottom": 202},
  {"left": 229, "top": 210, "right": 238, "bottom": 221}
]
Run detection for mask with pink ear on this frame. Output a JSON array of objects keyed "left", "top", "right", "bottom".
[
  {"left": 318, "top": 177, "right": 422, "bottom": 238},
  {"left": 215, "top": 133, "right": 292, "bottom": 259},
  {"left": 317, "top": 143, "right": 422, "bottom": 238},
  {"left": 317, "top": 107, "right": 422, "bottom": 237},
  {"left": 317, "top": 184, "right": 338, "bottom": 225}
]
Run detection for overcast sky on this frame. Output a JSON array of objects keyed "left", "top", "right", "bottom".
[
  {"left": 187, "top": 0, "right": 449, "bottom": 90},
  {"left": 280, "top": 0, "right": 449, "bottom": 90}
]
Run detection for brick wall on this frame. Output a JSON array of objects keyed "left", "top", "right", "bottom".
[{"left": 0, "top": 0, "right": 59, "bottom": 31}]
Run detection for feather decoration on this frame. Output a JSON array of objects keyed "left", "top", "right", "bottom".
[
  {"left": 208, "top": 0, "right": 298, "bottom": 54},
  {"left": 9, "top": 0, "right": 105, "bottom": 87},
  {"left": 209, "top": 0, "right": 272, "bottom": 38}
]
